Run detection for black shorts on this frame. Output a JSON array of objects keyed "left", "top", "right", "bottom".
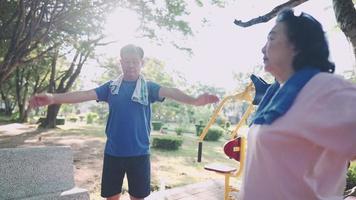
[{"left": 101, "top": 154, "right": 151, "bottom": 198}]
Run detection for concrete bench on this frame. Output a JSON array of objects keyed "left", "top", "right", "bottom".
[{"left": 0, "top": 146, "right": 89, "bottom": 200}]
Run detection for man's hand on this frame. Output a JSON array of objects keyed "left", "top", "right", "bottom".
[
  {"left": 194, "top": 93, "right": 219, "bottom": 106},
  {"left": 28, "top": 93, "right": 54, "bottom": 109}
]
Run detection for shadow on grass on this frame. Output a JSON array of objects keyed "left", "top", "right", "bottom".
[{"left": 0, "top": 127, "right": 43, "bottom": 148}]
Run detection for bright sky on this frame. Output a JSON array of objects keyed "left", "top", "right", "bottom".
[{"left": 82, "top": 0, "right": 355, "bottom": 92}]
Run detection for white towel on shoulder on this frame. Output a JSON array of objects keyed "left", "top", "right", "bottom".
[{"left": 109, "top": 74, "right": 148, "bottom": 105}]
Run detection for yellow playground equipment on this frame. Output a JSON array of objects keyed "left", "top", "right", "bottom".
[{"left": 197, "top": 74, "right": 270, "bottom": 200}]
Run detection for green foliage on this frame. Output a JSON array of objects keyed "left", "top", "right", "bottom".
[
  {"left": 188, "top": 83, "right": 226, "bottom": 99},
  {"left": 175, "top": 127, "right": 184, "bottom": 135},
  {"left": 67, "top": 116, "right": 78, "bottom": 122},
  {"left": 124, "top": 1, "right": 192, "bottom": 39},
  {"left": 153, "top": 100, "right": 185, "bottom": 122},
  {"left": 120, "top": 1, "right": 231, "bottom": 53},
  {"left": 225, "top": 121, "right": 231, "bottom": 129},
  {"left": 86, "top": 112, "right": 99, "bottom": 124},
  {"left": 145, "top": 60, "right": 193, "bottom": 126},
  {"left": 0, "top": 0, "right": 117, "bottom": 82},
  {"left": 89, "top": 103, "right": 109, "bottom": 124},
  {"left": 142, "top": 60, "right": 186, "bottom": 122},
  {"left": 152, "top": 135, "right": 183, "bottom": 150},
  {"left": 142, "top": 59, "right": 176, "bottom": 87},
  {"left": 347, "top": 164, "right": 356, "bottom": 191},
  {"left": 0, "top": 113, "right": 16, "bottom": 123},
  {"left": 56, "top": 118, "right": 65, "bottom": 125},
  {"left": 152, "top": 121, "right": 164, "bottom": 131},
  {"left": 60, "top": 104, "right": 78, "bottom": 116},
  {"left": 215, "top": 115, "right": 227, "bottom": 128},
  {"left": 94, "top": 58, "right": 122, "bottom": 84},
  {"left": 343, "top": 70, "right": 356, "bottom": 83},
  {"left": 203, "top": 126, "right": 224, "bottom": 141}
]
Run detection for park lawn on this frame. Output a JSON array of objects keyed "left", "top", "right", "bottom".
[
  {"left": 150, "top": 132, "right": 239, "bottom": 189},
  {"left": 50, "top": 123, "right": 356, "bottom": 198},
  {"left": 2, "top": 121, "right": 355, "bottom": 198},
  {"left": 51, "top": 123, "right": 242, "bottom": 197}
]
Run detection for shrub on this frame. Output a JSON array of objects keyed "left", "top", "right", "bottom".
[
  {"left": 215, "top": 116, "right": 227, "bottom": 127},
  {"left": 203, "top": 126, "right": 224, "bottom": 141},
  {"left": 86, "top": 112, "right": 99, "bottom": 124},
  {"left": 175, "top": 127, "right": 184, "bottom": 135},
  {"left": 346, "top": 165, "right": 356, "bottom": 191},
  {"left": 225, "top": 121, "right": 231, "bottom": 129},
  {"left": 56, "top": 117, "right": 65, "bottom": 125},
  {"left": 68, "top": 116, "right": 78, "bottom": 122},
  {"left": 152, "top": 136, "right": 183, "bottom": 150},
  {"left": 152, "top": 121, "right": 163, "bottom": 131}
]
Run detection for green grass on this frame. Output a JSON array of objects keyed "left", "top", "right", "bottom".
[
  {"left": 150, "top": 132, "right": 238, "bottom": 188},
  {"left": 0, "top": 115, "right": 17, "bottom": 124},
  {"left": 54, "top": 122, "right": 106, "bottom": 137},
  {"left": 2, "top": 119, "right": 355, "bottom": 197},
  {"left": 53, "top": 123, "right": 239, "bottom": 188},
  {"left": 54, "top": 122, "right": 238, "bottom": 190},
  {"left": 0, "top": 120, "right": 243, "bottom": 195},
  {"left": 152, "top": 134, "right": 233, "bottom": 162}
]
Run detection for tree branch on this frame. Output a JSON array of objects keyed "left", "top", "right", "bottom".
[{"left": 234, "top": 0, "right": 309, "bottom": 27}]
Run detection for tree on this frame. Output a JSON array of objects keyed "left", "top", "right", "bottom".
[
  {"left": 0, "top": 0, "right": 232, "bottom": 84},
  {"left": 233, "top": 0, "right": 356, "bottom": 62},
  {"left": 0, "top": 78, "right": 17, "bottom": 116},
  {"left": 0, "top": 0, "right": 116, "bottom": 83},
  {"left": 94, "top": 58, "right": 123, "bottom": 85},
  {"left": 86, "top": 57, "right": 123, "bottom": 123},
  {"left": 121, "top": 1, "right": 208, "bottom": 53},
  {"left": 40, "top": 38, "right": 104, "bottom": 128},
  {"left": 142, "top": 58, "right": 178, "bottom": 122}
]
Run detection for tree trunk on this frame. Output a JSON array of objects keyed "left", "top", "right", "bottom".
[
  {"left": 40, "top": 104, "right": 61, "bottom": 128},
  {"left": 39, "top": 39, "right": 99, "bottom": 128},
  {"left": 3, "top": 101, "right": 14, "bottom": 116},
  {"left": 40, "top": 49, "right": 58, "bottom": 128},
  {"left": 20, "top": 108, "right": 29, "bottom": 123},
  {"left": 0, "top": 88, "right": 14, "bottom": 116},
  {"left": 332, "top": 0, "right": 356, "bottom": 65}
]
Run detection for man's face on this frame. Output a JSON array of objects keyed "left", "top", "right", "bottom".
[{"left": 120, "top": 53, "right": 143, "bottom": 81}]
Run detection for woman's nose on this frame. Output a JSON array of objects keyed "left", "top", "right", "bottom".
[{"left": 261, "top": 44, "right": 266, "bottom": 54}]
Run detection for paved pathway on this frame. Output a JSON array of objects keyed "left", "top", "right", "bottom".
[{"left": 147, "top": 180, "right": 239, "bottom": 200}]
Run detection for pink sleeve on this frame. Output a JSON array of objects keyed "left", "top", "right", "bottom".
[{"left": 299, "top": 85, "right": 356, "bottom": 160}]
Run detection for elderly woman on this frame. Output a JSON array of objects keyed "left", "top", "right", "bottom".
[{"left": 241, "top": 9, "right": 356, "bottom": 200}]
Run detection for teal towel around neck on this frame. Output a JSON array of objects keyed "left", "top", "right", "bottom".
[{"left": 251, "top": 68, "right": 320, "bottom": 125}]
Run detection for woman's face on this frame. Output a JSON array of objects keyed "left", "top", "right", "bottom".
[
  {"left": 120, "top": 53, "right": 143, "bottom": 81},
  {"left": 262, "top": 22, "right": 297, "bottom": 83}
]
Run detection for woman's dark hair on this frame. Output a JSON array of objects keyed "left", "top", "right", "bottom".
[{"left": 276, "top": 9, "right": 335, "bottom": 73}]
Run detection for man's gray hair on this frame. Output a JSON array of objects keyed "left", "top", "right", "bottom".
[{"left": 120, "top": 44, "right": 144, "bottom": 59}]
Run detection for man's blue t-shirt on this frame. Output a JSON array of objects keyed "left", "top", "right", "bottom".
[{"left": 95, "top": 80, "right": 163, "bottom": 157}]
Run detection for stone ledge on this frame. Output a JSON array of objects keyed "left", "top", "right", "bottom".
[
  {"left": 0, "top": 146, "right": 76, "bottom": 199},
  {"left": 23, "top": 187, "right": 90, "bottom": 200}
]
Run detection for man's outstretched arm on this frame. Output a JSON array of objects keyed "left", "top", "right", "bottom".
[
  {"left": 159, "top": 86, "right": 219, "bottom": 106},
  {"left": 29, "top": 90, "right": 97, "bottom": 108}
]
